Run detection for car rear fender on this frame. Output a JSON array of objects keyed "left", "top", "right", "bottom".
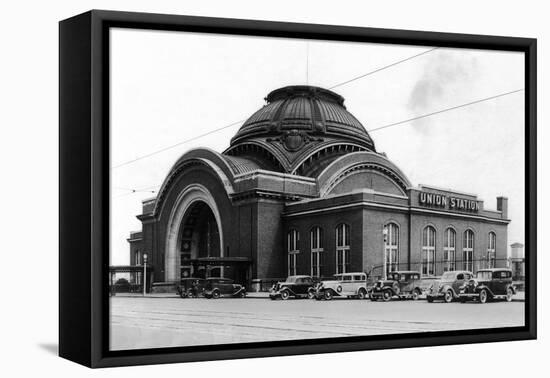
[
  {"left": 382, "top": 286, "right": 395, "bottom": 295},
  {"left": 441, "top": 284, "right": 455, "bottom": 296},
  {"left": 476, "top": 284, "right": 495, "bottom": 297},
  {"left": 280, "top": 285, "right": 297, "bottom": 296}
]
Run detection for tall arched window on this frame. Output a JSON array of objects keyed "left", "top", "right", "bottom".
[
  {"left": 422, "top": 226, "right": 436, "bottom": 276},
  {"left": 287, "top": 229, "right": 300, "bottom": 276},
  {"left": 463, "top": 229, "right": 475, "bottom": 271},
  {"left": 310, "top": 227, "right": 324, "bottom": 277},
  {"left": 384, "top": 223, "right": 399, "bottom": 276},
  {"left": 335, "top": 224, "right": 350, "bottom": 274},
  {"left": 443, "top": 228, "right": 456, "bottom": 271},
  {"left": 487, "top": 232, "right": 496, "bottom": 268}
]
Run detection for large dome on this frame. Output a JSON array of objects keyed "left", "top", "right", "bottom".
[{"left": 224, "top": 85, "right": 377, "bottom": 177}]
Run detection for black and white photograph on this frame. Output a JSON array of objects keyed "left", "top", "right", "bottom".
[
  {"left": 107, "top": 27, "right": 527, "bottom": 351},
  {"left": 4, "top": 0, "right": 548, "bottom": 375}
]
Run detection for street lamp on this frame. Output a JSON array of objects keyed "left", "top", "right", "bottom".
[
  {"left": 143, "top": 253, "right": 148, "bottom": 296},
  {"left": 382, "top": 226, "right": 388, "bottom": 280}
]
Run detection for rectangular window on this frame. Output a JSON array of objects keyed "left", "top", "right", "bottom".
[
  {"left": 443, "top": 229, "right": 456, "bottom": 271},
  {"left": 336, "top": 249, "right": 349, "bottom": 274},
  {"left": 422, "top": 227, "right": 436, "bottom": 276},
  {"left": 463, "top": 230, "right": 474, "bottom": 272},
  {"left": 310, "top": 227, "right": 324, "bottom": 277},
  {"left": 487, "top": 232, "right": 496, "bottom": 268},
  {"left": 336, "top": 224, "right": 350, "bottom": 274},
  {"left": 384, "top": 223, "right": 399, "bottom": 276},
  {"left": 288, "top": 253, "right": 297, "bottom": 276},
  {"left": 288, "top": 229, "right": 299, "bottom": 276}
]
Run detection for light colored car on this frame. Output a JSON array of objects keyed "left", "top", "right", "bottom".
[
  {"left": 314, "top": 272, "right": 369, "bottom": 300},
  {"left": 426, "top": 270, "right": 473, "bottom": 303}
]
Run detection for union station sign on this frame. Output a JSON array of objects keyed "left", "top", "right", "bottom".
[{"left": 418, "top": 192, "right": 480, "bottom": 212}]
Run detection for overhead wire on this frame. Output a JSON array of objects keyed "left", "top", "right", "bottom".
[{"left": 111, "top": 46, "right": 439, "bottom": 170}]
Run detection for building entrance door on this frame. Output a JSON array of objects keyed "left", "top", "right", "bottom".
[{"left": 178, "top": 201, "right": 222, "bottom": 280}]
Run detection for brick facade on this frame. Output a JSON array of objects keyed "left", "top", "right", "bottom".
[{"left": 126, "top": 86, "right": 510, "bottom": 287}]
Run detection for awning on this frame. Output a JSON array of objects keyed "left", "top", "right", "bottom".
[
  {"left": 189, "top": 257, "right": 252, "bottom": 267},
  {"left": 109, "top": 265, "right": 155, "bottom": 273}
]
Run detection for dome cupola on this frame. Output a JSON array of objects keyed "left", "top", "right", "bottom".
[{"left": 224, "top": 85, "right": 377, "bottom": 176}]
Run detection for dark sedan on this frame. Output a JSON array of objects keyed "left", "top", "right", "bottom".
[
  {"left": 203, "top": 278, "right": 246, "bottom": 299},
  {"left": 270, "top": 275, "right": 316, "bottom": 300},
  {"left": 459, "top": 268, "right": 515, "bottom": 303}
]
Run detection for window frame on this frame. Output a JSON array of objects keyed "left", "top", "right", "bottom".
[
  {"left": 443, "top": 228, "right": 456, "bottom": 272},
  {"left": 463, "top": 229, "right": 475, "bottom": 272},
  {"left": 384, "top": 222, "right": 400, "bottom": 276},
  {"left": 310, "top": 226, "right": 324, "bottom": 278},
  {"left": 335, "top": 223, "right": 350, "bottom": 274},
  {"left": 487, "top": 231, "right": 496, "bottom": 268},
  {"left": 422, "top": 226, "right": 436, "bottom": 276},
  {"left": 287, "top": 229, "right": 300, "bottom": 276}
]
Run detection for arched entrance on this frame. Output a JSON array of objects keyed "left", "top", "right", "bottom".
[
  {"left": 178, "top": 201, "right": 222, "bottom": 279},
  {"left": 164, "top": 185, "right": 224, "bottom": 282}
]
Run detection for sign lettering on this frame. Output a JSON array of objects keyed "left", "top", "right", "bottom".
[{"left": 419, "top": 192, "right": 479, "bottom": 212}]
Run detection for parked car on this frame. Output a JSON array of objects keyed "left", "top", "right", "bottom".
[
  {"left": 270, "top": 275, "right": 316, "bottom": 300},
  {"left": 458, "top": 268, "right": 516, "bottom": 303},
  {"left": 426, "top": 271, "right": 473, "bottom": 303},
  {"left": 370, "top": 271, "right": 423, "bottom": 301},
  {"left": 314, "top": 272, "right": 370, "bottom": 300},
  {"left": 203, "top": 277, "right": 246, "bottom": 299},
  {"left": 176, "top": 278, "right": 206, "bottom": 298}
]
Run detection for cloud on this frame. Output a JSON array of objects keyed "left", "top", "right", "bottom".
[{"left": 407, "top": 51, "right": 478, "bottom": 133}]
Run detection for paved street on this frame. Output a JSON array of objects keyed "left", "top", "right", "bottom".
[{"left": 110, "top": 296, "right": 524, "bottom": 350}]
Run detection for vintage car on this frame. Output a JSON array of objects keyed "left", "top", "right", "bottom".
[
  {"left": 314, "top": 272, "right": 370, "bottom": 300},
  {"left": 426, "top": 270, "right": 473, "bottom": 303},
  {"left": 370, "top": 271, "right": 423, "bottom": 301},
  {"left": 176, "top": 278, "right": 206, "bottom": 298},
  {"left": 458, "top": 268, "right": 516, "bottom": 303},
  {"left": 270, "top": 275, "right": 316, "bottom": 300},
  {"left": 203, "top": 278, "right": 246, "bottom": 299}
]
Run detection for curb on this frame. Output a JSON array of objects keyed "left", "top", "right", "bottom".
[{"left": 111, "top": 294, "right": 525, "bottom": 302}]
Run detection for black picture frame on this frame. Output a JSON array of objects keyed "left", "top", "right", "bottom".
[{"left": 59, "top": 9, "right": 537, "bottom": 368}]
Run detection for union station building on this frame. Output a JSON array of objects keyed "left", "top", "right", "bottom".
[{"left": 127, "top": 85, "right": 510, "bottom": 290}]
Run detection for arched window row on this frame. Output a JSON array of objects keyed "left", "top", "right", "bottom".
[{"left": 286, "top": 225, "right": 496, "bottom": 277}]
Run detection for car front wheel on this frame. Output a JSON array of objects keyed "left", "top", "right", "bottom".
[
  {"left": 479, "top": 289, "right": 488, "bottom": 304},
  {"left": 280, "top": 290, "right": 290, "bottom": 300},
  {"left": 412, "top": 289, "right": 421, "bottom": 301},
  {"left": 324, "top": 290, "right": 334, "bottom": 300},
  {"left": 506, "top": 287, "right": 514, "bottom": 302},
  {"left": 444, "top": 290, "right": 454, "bottom": 303},
  {"left": 307, "top": 289, "right": 315, "bottom": 299},
  {"left": 212, "top": 290, "right": 220, "bottom": 299},
  {"left": 382, "top": 290, "right": 392, "bottom": 302},
  {"left": 358, "top": 288, "right": 367, "bottom": 300}
]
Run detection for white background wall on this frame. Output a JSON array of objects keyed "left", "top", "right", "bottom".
[{"left": 0, "top": 0, "right": 546, "bottom": 376}]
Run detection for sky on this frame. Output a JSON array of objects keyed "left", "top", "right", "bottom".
[{"left": 110, "top": 28, "right": 525, "bottom": 265}]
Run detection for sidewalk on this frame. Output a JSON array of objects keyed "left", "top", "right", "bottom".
[
  {"left": 112, "top": 291, "right": 524, "bottom": 301},
  {"left": 112, "top": 292, "right": 271, "bottom": 299}
]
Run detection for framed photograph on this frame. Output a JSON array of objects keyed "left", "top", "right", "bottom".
[{"left": 59, "top": 10, "right": 536, "bottom": 368}]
